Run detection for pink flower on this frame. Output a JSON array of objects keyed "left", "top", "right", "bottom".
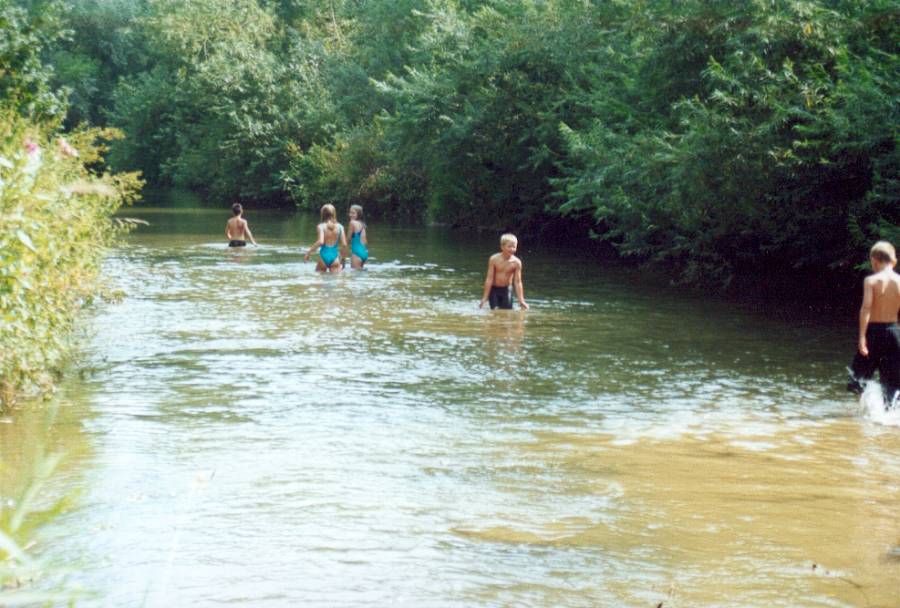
[
  {"left": 57, "top": 137, "right": 78, "bottom": 158},
  {"left": 24, "top": 138, "right": 40, "bottom": 157}
]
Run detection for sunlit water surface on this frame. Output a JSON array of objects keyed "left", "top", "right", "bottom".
[{"left": 2, "top": 208, "right": 899, "bottom": 607}]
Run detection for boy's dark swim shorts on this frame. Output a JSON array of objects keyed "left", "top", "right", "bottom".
[
  {"left": 228, "top": 240, "right": 247, "bottom": 248},
  {"left": 489, "top": 285, "right": 512, "bottom": 310},
  {"left": 849, "top": 322, "right": 900, "bottom": 407}
]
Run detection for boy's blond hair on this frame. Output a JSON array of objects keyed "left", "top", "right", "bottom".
[
  {"left": 870, "top": 241, "right": 897, "bottom": 264},
  {"left": 500, "top": 233, "right": 517, "bottom": 247}
]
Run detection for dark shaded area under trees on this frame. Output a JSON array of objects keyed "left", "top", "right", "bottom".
[{"left": 24, "top": 0, "right": 900, "bottom": 294}]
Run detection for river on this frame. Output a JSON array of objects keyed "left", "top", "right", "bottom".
[{"left": 2, "top": 207, "right": 899, "bottom": 607}]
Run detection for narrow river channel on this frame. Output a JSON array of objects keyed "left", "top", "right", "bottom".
[{"left": 2, "top": 207, "right": 899, "bottom": 607}]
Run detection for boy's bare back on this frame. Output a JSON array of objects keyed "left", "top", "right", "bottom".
[
  {"left": 865, "top": 268, "right": 900, "bottom": 323},
  {"left": 226, "top": 216, "right": 249, "bottom": 240}
]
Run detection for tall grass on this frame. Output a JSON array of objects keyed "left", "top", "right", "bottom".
[{"left": 0, "top": 448, "right": 83, "bottom": 606}]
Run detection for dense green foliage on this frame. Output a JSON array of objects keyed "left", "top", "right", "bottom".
[
  {"left": 0, "top": 0, "right": 68, "bottom": 120},
  {"left": 0, "top": 113, "right": 142, "bottom": 406},
  {"left": 1, "top": 0, "right": 141, "bottom": 407},
  {"left": 556, "top": 1, "right": 900, "bottom": 286},
  {"left": 37, "top": 0, "right": 900, "bottom": 288}
]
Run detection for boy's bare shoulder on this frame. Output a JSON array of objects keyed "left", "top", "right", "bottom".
[
  {"left": 489, "top": 253, "right": 523, "bottom": 268},
  {"left": 869, "top": 270, "right": 900, "bottom": 285}
]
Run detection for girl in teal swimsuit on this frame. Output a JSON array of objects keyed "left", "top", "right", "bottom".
[
  {"left": 348, "top": 204, "right": 369, "bottom": 269},
  {"left": 304, "top": 204, "right": 347, "bottom": 273}
]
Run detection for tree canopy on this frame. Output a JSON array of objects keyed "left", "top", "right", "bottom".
[{"left": 8, "top": 0, "right": 898, "bottom": 290}]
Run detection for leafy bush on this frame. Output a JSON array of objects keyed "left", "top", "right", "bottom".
[
  {"left": 0, "top": 110, "right": 141, "bottom": 408},
  {"left": 288, "top": 122, "right": 427, "bottom": 218},
  {"left": 555, "top": 1, "right": 899, "bottom": 287}
]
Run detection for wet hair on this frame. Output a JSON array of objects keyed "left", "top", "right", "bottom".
[
  {"left": 349, "top": 204, "right": 364, "bottom": 223},
  {"left": 232, "top": 203, "right": 243, "bottom": 216},
  {"left": 320, "top": 203, "right": 337, "bottom": 228},
  {"left": 870, "top": 241, "right": 897, "bottom": 264},
  {"left": 500, "top": 233, "right": 517, "bottom": 247}
]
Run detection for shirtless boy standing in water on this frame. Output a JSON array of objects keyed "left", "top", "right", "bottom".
[
  {"left": 479, "top": 233, "right": 529, "bottom": 310},
  {"left": 226, "top": 203, "right": 257, "bottom": 247},
  {"left": 849, "top": 241, "right": 900, "bottom": 407}
]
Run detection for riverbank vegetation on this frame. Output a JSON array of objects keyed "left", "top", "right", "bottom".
[
  {"left": 42, "top": 0, "right": 897, "bottom": 292},
  {"left": 1, "top": 1, "right": 141, "bottom": 408}
]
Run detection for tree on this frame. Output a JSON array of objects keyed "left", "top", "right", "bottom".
[{"left": 0, "top": 0, "right": 67, "bottom": 120}]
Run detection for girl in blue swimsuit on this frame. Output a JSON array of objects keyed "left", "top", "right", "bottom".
[
  {"left": 348, "top": 204, "right": 369, "bottom": 269},
  {"left": 304, "top": 204, "right": 347, "bottom": 272}
]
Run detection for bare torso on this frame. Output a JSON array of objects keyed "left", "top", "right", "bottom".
[
  {"left": 868, "top": 269, "right": 900, "bottom": 322},
  {"left": 226, "top": 217, "right": 248, "bottom": 241},
  {"left": 490, "top": 253, "right": 522, "bottom": 287}
]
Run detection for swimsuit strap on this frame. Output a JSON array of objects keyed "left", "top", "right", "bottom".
[{"left": 321, "top": 223, "right": 342, "bottom": 245}]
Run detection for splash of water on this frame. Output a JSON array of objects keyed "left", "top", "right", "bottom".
[{"left": 859, "top": 382, "right": 900, "bottom": 426}]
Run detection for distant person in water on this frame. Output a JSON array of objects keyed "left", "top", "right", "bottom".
[
  {"left": 848, "top": 241, "right": 900, "bottom": 408},
  {"left": 225, "top": 203, "right": 257, "bottom": 247},
  {"left": 479, "top": 233, "right": 529, "bottom": 310},
  {"left": 305, "top": 203, "right": 347, "bottom": 273},
  {"left": 348, "top": 204, "right": 369, "bottom": 269}
]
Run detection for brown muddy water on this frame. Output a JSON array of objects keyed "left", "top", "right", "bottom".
[{"left": 2, "top": 207, "right": 899, "bottom": 607}]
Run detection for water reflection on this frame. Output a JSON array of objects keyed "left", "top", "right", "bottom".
[
  {"left": 225, "top": 243, "right": 260, "bottom": 264},
  {"left": 0, "top": 397, "right": 95, "bottom": 496},
  {"left": 2, "top": 207, "right": 898, "bottom": 607},
  {"left": 480, "top": 310, "right": 527, "bottom": 359}
]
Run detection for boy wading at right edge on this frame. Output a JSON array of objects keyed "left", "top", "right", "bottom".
[
  {"left": 848, "top": 241, "right": 900, "bottom": 409},
  {"left": 479, "top": 233, "right": 529, "bottom": 310}
]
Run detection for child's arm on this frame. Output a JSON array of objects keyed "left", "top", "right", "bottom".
[
  {"left": 513, "top": 262, "right": 529, "bottom": 310},
  {"left": 304, "top": 226, "right": 324, "bottom": 261},
  {"left": 858, "top": 277, "right": 874, "bottom": 355},
  {"left": 225, "top": 222, "right": 233, "bottom": 240},
  {"left": 340, "top": 224, "right": 349, "bottom": 261},
  {"left": 361, "top": 225, "right": 367, "bottom": 245},
  {"left": 243, "top": 220, "right": 258, "bottom": 246},
  {"left": 479, "top": 259, "right": 495, "bottom": 308}
]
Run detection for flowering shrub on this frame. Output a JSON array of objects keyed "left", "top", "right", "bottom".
[{"left": 0, "top": 110, "right": 142, "bottom": 408}]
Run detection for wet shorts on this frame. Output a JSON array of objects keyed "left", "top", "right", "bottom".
[
  {"left": 228, "top": 240, "right": 247, "bottom": 248},
  {"left": 489, "top": 285, "right": 512, "bottom": 310},
  {"left": 849, "top": 322, "right": 900, "bottom": 406}
]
